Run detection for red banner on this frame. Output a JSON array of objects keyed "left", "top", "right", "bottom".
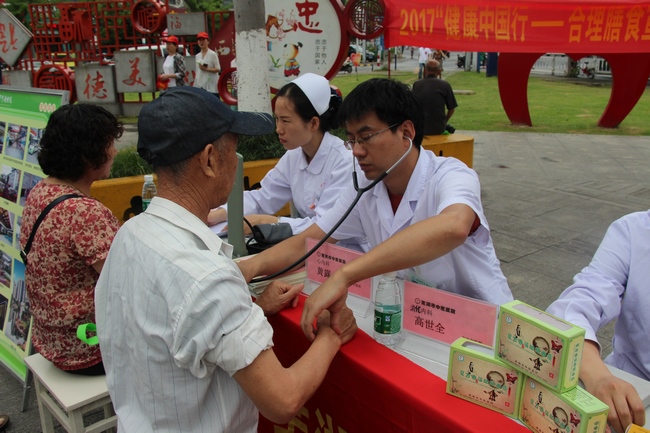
[{"left": 383, "top": 0, "right": 650, "bottom": 53}]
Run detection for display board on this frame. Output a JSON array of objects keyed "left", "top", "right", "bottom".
[
  {"left": 264, "top": 0, "right": 348, "bottom": 90},
  {"left": 0, "top": 86, "right": 69, "bottom": 380}
]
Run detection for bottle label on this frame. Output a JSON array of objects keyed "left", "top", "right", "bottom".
[
  {"left": 374, "top": 306, "right": 402, "bottom": 335},
  {"left": 142, "top": 198, "right": 152, "bottom": 211}
]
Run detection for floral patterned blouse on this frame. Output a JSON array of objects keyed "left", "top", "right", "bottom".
[{"left": 20, "top": 181, "right": 119, "bottom": 371}]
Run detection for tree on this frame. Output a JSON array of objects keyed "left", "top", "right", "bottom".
[
  {"left": 184, "top": 0, "right": 223, "bottom": 13},
  {"left": 233, "top": 0, "right": 271, "bottom": 113},
  {"left": 2, "top": 0, "right": 49, "bottom": 28}
]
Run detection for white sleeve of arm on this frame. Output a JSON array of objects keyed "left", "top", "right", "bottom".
[{"left": 547, "top": 218, "right": 630, "bottom": 343}]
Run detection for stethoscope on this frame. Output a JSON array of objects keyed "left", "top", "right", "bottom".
[{"left": 250, "top": 137, "right": 414, "bottom": 283}]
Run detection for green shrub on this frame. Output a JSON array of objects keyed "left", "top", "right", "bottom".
[
  {"left": 238, "top": 132, "right": 285, "bottom": 161},
  {"left": 110, "top": 132, "right": 291, "bottom": 178},
  {"left": 331, "top": 127, "right": 347, "bottom": 141},
  {"left": 109, "top": 121, "right": 351, "bottom": 178},
  {"left": 238, "top": 129, "right": 351, "bottom": 160},
  {"left": 238, "top": 129, "right": 349, "bottom": 160},
  {"left": 110, "top": 146, "right": 153, "bottom": 178}
]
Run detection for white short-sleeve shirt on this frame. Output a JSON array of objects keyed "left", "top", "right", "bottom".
[
  {"left": 317, "top": 149, "right": 512, "bottom": 305},
  {"left": 195, "top": 49, "right": 221, "bottom": 93},
  {"left": 244, "top": 132, "right": 353, "bottom": 235},
  {"left": 95, "top": 197, "right": 273, "bottom": 432}
]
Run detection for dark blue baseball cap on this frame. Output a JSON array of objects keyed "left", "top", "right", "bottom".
[{"left": 137, "top": 87, "right": 274, "bottom": 166}]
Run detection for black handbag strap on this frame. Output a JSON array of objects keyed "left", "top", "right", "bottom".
[{"left": 20, "top": 193, "right": 82, "bottom": 264}]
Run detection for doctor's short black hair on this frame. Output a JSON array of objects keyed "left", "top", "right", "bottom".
[{"left": 337, "top": 78, "right": 424, "bottom": 148}]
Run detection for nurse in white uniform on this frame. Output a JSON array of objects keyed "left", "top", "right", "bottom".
[{"left": 208, "top": 73, "right": 364, "bottom": 249}]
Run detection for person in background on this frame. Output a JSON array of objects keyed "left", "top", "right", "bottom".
[
  {"left": 417, "top": 46, "right": 431, "bottom": 79},
  {"left": 95, "top": 87, "right": 357, "bottom": 432},
  {"left": 0, "top": 413, "right": 9, "bottom": 431},
  {"left": 20, "top": 104, "right": 123, "bottom": 375},
  {"left": 412, "top": 60, "right": 458, "bottom": 135},
  {"left": 433, "top": 49, "right": 445, "bottom": 77},
  {"left": 547, "top": 211, "right": 648, "bottom": 433},
  {"left": 208, "top": 73, "right": 365, "bottom": 250},
  {"left": 160, "top": 35, "right": 186, "bottom": 87},
  {"left": 238, "top": 78, "right": 512, "bottom": 341},
  {"left": 194, "top": 31, "right": 221, "bottom": 97}
]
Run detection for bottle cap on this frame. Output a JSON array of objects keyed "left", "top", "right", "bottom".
[
  {"left": 144, "top": 174, "right": 154, "bottom": 182},
  {"left": 382, "top": 271, "right": 397, "bottom": 279}
]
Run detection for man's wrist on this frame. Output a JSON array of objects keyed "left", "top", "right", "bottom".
[{"left": 254, "top": 296, "right": 271, "bottom": 316}]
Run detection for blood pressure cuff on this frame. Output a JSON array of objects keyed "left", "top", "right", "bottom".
[
  {"left": 245, "top": 221, "right": 294, "bottom": 255},
  {"left": 251, "top": 222, "right": 293, "bottom": 244}
]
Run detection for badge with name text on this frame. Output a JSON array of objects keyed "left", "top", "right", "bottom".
[
  {"left": 305, "top": 238, "right": 371, "bottom": 300},
  {"left": 403, "top": 281, "right": 497, "bottom": 346}
]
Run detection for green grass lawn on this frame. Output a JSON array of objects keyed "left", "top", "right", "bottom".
[
  {"left": 112, "top": 70, "right": 648, "bottom": 177},
  {"left": 119, "top": 70, "right": 649, "bottom": 135},
  {"left": 331, "top": 70, "right": 650, "bottom": 136}
]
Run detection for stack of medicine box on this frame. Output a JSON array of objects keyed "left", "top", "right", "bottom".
[{"left": 447, "top": 300, "right": 609, "bottom": 433}]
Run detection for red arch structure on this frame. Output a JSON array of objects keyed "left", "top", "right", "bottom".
[
  {"left": 499, "top": 52, "right": 650, "bottom": 127},
  {"left": 381, "top": 0, "right": 650, "bottom": 128}
]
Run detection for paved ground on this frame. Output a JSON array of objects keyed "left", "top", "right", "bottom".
[{"left": 2, "top": 58, "right": 649, "bottom": 431}]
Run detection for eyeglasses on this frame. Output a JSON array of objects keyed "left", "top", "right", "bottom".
[{"left": 344, "top": 123, "right": 399, "bottom": 150}]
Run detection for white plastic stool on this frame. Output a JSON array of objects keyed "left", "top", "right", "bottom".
[{"left": 24, "top": 353, "right": 117, "bottom": 433}]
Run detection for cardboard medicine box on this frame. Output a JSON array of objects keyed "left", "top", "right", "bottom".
[
  {"left": 447, "top": 338, "right": 524, "bottom": 418},
  {"left": 496, "top": 300, "right": 585, "bottom": 393},
  {"left": 520, "top": 376, "right": 608, "bottom": 433}
]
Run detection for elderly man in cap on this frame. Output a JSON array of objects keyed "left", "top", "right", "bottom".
[
  {"left": 194, "top": 31, "right": 221, "bottom": 96},
  {"left": 95, "top": 87, "right": 357, "bottom": 432}
]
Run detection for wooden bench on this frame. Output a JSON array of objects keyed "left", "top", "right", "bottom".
[
  {"left": 421, "top": 133, "right": 474, "bottom": 168},
  {"left": 24, "top": 354, "right": 117, "bottom": 433}
]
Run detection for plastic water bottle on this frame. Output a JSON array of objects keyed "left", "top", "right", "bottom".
[
  {"left": 373, "top": 272, "right": 402, "bottom": 347},
  {"left": 141, "top": 174, "right": 157, "bottom": 211}
]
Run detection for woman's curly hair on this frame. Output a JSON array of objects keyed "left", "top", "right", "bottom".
[{"left": 38, "top": 104, "right": 124, "bottom": 181}]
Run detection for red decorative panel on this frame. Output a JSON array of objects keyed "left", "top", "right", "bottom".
[
  {"left": 16, "top": 2, "right": 231, "bottom": 103},
  {"left": 34, "top": 64, "right": 76, "bottom": 100},
  {"left": 131, "top": 0, "right": 167, "bottom": 35},
  {"left": 218, "top": 68, "right": 238, "bottom": 106},
  {"left": 344, "top": 0, "right": 384, "bottom": 40}
]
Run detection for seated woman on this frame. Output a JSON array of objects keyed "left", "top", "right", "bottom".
[
  {"left": 208, "top": 73, "right": 366, "bottom": 250},
  {"left": 20, "top": 104, "right": 123, "bottom": 375}
]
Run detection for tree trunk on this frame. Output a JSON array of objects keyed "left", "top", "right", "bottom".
[{"left": 233, "top": 0, "right": 272, "bottom": 113}]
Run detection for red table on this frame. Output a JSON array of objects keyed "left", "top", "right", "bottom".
[{"left": 259, "top": 296, "right": 530, "bottom": 433}]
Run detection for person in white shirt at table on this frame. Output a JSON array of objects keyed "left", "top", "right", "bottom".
[
  {"left": 238, "top": 78, "right": 513, "bottom": 341},
  {"left": 95, "top": 87, "right": 357, "bottom": 432},
  {"left": 547, "top": 211, "right": 648, "bottom": 433},
  {"left": 208, "top": 73, "right": 365, "bottom": 250},
  {"left": 194, "top": 31, "right": 221, "bottom": 97}
]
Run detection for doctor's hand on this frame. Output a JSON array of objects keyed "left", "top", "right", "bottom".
[
  {"left": 301, "top": 271, "right": 349, "bottom": 341},
  {"left": 255, "top": 281, "right": 303, "bottom": 316},
  {"left": 580, "top": 341, "right": 645, "bottom": 433}
]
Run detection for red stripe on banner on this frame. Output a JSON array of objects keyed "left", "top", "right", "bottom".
[
  {"left": 383, "top": 0, "right": 650, "bottom": 53},
  {"left": 259, "top": 296, "right": 529, "bottom": 433}
]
